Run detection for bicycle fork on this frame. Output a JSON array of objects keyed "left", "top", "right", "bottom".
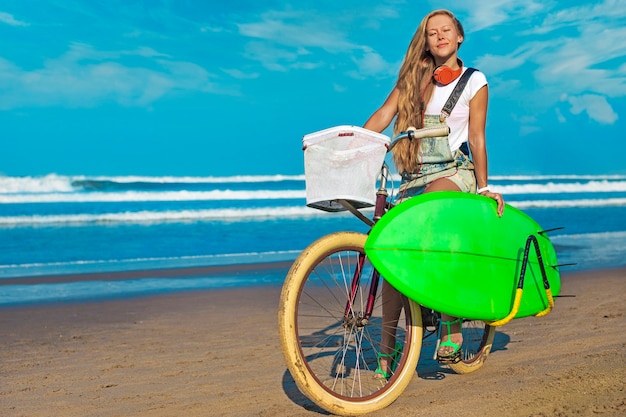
[{"left": 342, "top": 258, "right": 382, "bottom": 329}]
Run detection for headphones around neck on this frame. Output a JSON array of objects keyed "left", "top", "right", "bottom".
[{"left": 433, "top": 65, "right": 462, "bottom": 85}]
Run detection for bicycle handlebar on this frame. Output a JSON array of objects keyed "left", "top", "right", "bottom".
[{"left": 388, "top": 125, "right": 450, "bottom": 152}]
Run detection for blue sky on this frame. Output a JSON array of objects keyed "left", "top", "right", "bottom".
[{"left": 1, "top": 0, "right": 625, "bottom": 177}]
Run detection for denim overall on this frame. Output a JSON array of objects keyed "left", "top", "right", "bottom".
[{"left": 397, "top": 115, "right": 476, "bottom": 201}]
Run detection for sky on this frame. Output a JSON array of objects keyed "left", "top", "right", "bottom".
[{"left": 1, "top": 0, "right": 625, "bottom": 177}]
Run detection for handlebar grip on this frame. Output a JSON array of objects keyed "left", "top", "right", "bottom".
[
  {"left": 408, "top": 125, "right": 450, "bottom": 139},
  {"left": 387, "top": 125, "right": 451, "bottom": 152}
]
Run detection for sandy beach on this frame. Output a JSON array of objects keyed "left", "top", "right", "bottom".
[{"left": 2, "top": 267, "right": 624, "bottom": 417}]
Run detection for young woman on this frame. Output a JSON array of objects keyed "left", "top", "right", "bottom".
[{"left": 363, "top": 9, "right": 505, "bottom": 378}]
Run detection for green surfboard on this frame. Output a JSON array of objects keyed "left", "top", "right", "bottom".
[{"left": 364, "top": 192, "right": 561, "bottom": 321}]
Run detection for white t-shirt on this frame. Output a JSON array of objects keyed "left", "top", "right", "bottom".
[{"left": 424, "top": 67, "right": 488, "bottom": 152}]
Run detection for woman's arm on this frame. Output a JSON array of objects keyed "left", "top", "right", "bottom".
[
  {"left": 363, "top": 88, "right": 400, "bottom": 133},
  {"left": 468, "top": 85, "right": 504, "bottom": 216}
]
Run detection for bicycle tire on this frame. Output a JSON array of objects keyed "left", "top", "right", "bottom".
[
  {"left": 447, "top": 320, "right": 495, "bottom": 374},
  {"left": 278, "top": 232, "right": 423, "bottom": 416}
]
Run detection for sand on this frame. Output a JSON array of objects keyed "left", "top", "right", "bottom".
[{"left": 1, "top": 267, "right": 625, "bottom": 416}]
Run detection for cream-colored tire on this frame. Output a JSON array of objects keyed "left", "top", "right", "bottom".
[
  {"left": 447, "top": 321, "right": 495, "bottom": 374},
  {"left": 278, "top": 232, "right": 423, "bottom": 416}
]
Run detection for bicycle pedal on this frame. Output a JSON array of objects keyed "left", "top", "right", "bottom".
[{"left": 437, "top": 351, "right": 462, "bottom": 364}]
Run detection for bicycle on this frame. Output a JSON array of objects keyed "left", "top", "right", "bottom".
[{"left": 278, "top": 125, "right": 496, "bottom": 416}]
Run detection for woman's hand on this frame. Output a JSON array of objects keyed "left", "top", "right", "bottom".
[{"left": 481, "top": 190, "right": 505, "bottom": 217}]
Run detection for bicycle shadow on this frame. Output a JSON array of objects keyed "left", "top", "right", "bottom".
[
  {"left": 280, "top": 321, "right": 512, "bottom": 413},
  {"left": 281, "top": 370, "right": 332, "bottom": 415}
]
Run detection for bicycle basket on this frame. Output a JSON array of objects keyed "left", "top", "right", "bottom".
[{"left": 303, "top": 125, "right": 390, "bottom": 212}]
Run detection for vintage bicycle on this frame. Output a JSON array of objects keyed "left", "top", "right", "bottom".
[{"left": 277, "top": 125, "right": 504, "bottom": 415}]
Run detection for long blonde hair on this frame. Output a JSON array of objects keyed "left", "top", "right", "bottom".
[{"left": 392, "top": 9, "right": 465, "bottom": 173}]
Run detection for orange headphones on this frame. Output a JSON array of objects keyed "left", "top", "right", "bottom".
[{"left": 433, "top": 65, "right": 462, "bottom": 85}]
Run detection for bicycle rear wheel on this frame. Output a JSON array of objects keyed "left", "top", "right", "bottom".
[
  {"left": 278, "top": 232, "right": 422, "bottom": 416},
  {"left": 447, "top": 319, "right": 495, "bottom": 374}
]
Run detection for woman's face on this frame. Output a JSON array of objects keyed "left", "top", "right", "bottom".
[{"left": 425, "top": 14, "right": 463, "bottom": 62}]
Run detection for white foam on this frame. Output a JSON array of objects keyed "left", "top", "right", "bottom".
[
  {"left": 1, "top": 196, "right": 623, "bottom": 227},
  {"left": 84, "top": 174, "right": 306, "bottom": 184},
  {"left": 3, "top": 173, "right": 625, "bottom": 196},
  {"left": 551, "top": 230, "right": 626, "bottom": 240},
  {"left": 2, "top": 178, "right": 626, "bottom": 204},
  {"left": 509, "top": 197, "right": 626, "bottom": 209},
  {"left": 0, "top": 250, "right": 303, "bottom": 278},
  {"left": 0, "top": 174, "right": 306, "bottom": 194},
  {"left": 490, "top": 174, "right": 626, "bottom": 181},
  {"left": 0, "top": 189, "right": 306, "bottom": 203},
  {"left": 495, "top": 181, "right": 626, "bottom": 194},
  {"left": 0, "top": 206, "right": 332, "bottom": 226},
  {"left": 0, "top": 174, "right": 74, "bottom": 194}
]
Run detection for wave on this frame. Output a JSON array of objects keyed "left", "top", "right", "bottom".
[
  {"left": 0, "top": 250, "right": 302, "bottom": 270},
  {"left": 551, "top": 230, "right": 626, "bottom": 240},
  {"left": 1, "top": 197, "right": 625, "bottom": 226},
  {"left": 2, "top": 181, "right": 626, "bottom": 204},
  {"left": 0, "top": 250, "right": 303, "bottom": 279},
  {"left": 510, "top": 197, "right": 626, "bottom": 208},
  {"left": 0, "top": 174, "right": 75, "bottom": 194},
  {"left": 495, "top": 180, "right": 626, "bottom": 194},
  {"left": 3, "top": 173, "right": 625, "bottom": 195},
  {"left": 0, "top": 189, "right": 306, "bottom": 203},
  {"left": 0, "top": 206, "right": 332, "bottom": 226},
  {"left": 490, "top": 174, "right": 626, "bottom": 181},
  {"left": 83, "top": 174, "right": 306, "bottom": 184},
  {"left": 0, "top": 174, "right": 306, "bottom": 194}
]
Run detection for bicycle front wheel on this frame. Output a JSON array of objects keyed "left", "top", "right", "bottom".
[{"left": 278, "top": 232, "right": 423, "bottom": 416}]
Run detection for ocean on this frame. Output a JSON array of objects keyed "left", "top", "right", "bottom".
[{"left": 1, "top": 173, "right": 625, "bottom": 306}]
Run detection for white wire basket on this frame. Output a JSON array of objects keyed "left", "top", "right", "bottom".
[{"left": 303, "top": 125, "right": 390, "bottom": 212}]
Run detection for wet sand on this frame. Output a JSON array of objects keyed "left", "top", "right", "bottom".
[{"left": 1, "top": 267, "right": 625, "bottom": 416}]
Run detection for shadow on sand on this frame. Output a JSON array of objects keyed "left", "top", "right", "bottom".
[{"left": 280, "top": 328, "right": 512, "bottom": 414}]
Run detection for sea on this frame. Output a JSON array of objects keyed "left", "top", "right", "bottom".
[{"left": 1, "top": 173, "right": 625, "bottom": 306}]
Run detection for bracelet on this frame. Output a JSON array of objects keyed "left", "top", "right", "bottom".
[{"left": 477, "top": 186, "right": 491, "bottom": 194}]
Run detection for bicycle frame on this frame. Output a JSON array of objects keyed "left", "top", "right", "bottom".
[
  {"left": 342, "top": 164, "right": 393, "bottom": 325},
  {"left": 341, "top": 126, "right": 450, "bottom": 327}
]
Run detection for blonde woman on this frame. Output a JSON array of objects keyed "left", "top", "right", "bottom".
[{"left": 363, "top": 9, "right": 505, "bottom": 378}]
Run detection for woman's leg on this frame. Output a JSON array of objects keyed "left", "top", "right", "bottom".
[
  {"left": 380, "top": 280, "right": 404, "bottom": 352},
  {"left": 375, "top": 279, "right": 404, "bottom": 378},
  {"left": 377, "top": 174, "right": 467, "bottom": 373},
  {"left": 437, "top": 313, "right": 463, "bottom": 357}
]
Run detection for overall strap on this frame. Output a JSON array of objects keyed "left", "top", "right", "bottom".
[{"left": 440, "top": 67, "right": 477, "bottom": 120}]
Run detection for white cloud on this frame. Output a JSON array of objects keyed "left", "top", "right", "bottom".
[
  {"left": 472, "top": 0, "right": 625, "bottom": 125},
  {"left": 475, "top": 42, "right": 542, "bottom": 75},
  {"left": 453, "top": 0, "right": 546, "bottom": 32},
  {"left": 566, "top": 94, "right": 618, "bottom": 124},
  {"left": 200, "top": 25, "right": 224, "bottom": 33},
  {"left": 333, "top": 83, "right": 347, "bottom": 93},
  {"left": 221, "top": 68, "right": 260, "bottom": 80},
  {"left": 236, "top": 7, "right": 397, "bottom": 78},
  {"left": 523, "top": 0, "right": 626, "bottom": 35},
  {"left": 237, "top": 11, "right": 357, "bottom": 53},
  {"left": 0, "top": 43, "right": 232, "bottom": 110},
  {"left": 350, "top": 48, "right": 396, "bottom": 79},
  {"left": 0, "top": 11, "right": 28, "bottom": 27},
  {"left": 242, "top": 41, "right": 300, "bottom": 72}
]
